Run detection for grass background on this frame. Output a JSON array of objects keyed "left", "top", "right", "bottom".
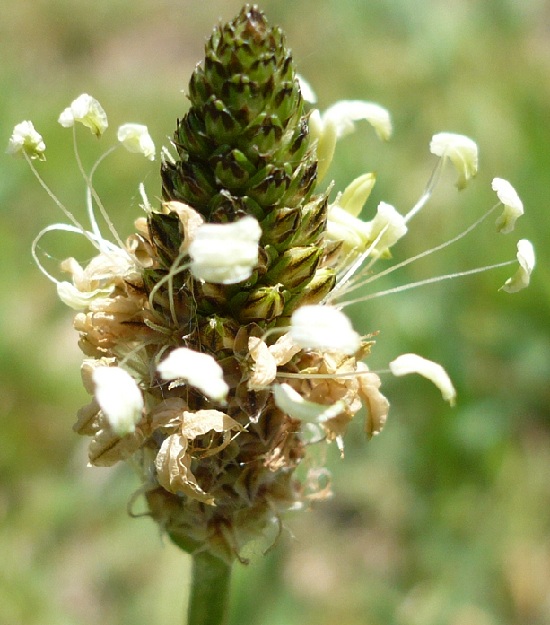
[{"left": 1, "top": 1, "right": 549, "bottom": 624}]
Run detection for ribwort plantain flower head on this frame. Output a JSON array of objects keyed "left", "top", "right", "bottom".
[{"left": 11, "top": 4, "right": 534, "bottom": 565}]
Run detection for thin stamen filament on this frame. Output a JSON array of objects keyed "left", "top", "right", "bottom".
[
  {"left": 139, "top": 183, "right": 152, "bottom": 212},
  {"left": 328, "top": 225, "right": 388, "bottom": 301},
  {"left": 331, "top": 157, "right": 483, "bottom": 304},
  {"left": 32, "top": 223, "right": 104, "bottom": 283},
  {"left": 404, "top": 156, "right": 445, "bottom": 223},
  {"left": 24, "top": 152, "right": 94, "bottom": 244},
  {"left": 332, "top": 203, "right": 499, "bottom": 301},
  {"left": 340, "top": 259, "right": 516, "bottom": 308},
  {"left": 71, "top": 128, "right": 125, "bottom": 248}
]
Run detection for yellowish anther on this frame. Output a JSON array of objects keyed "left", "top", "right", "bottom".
[
  {"left": 309, "top": 109, "right": 338, "bottom": 182},
  {"left": 117, "top": 123, "right": 156, "bottom": 160},
  {"left": 296, "top": 74, "right": 317, "bottom": 103},
  {"left": 492, "top": 177, "right": 524, "bottom": 234},
  {"left": 338, "top": 173, "right": 377, "bottom": 217},
  {"left": 290, "top": 305, "right": 362, "bottom": 355},
  {"left": 326, "top": 204, "right": 371, "bottom": 254},
  {"left": 389, "top": 353, "right": 456, "bottom": 406},
  {"left": 6, "top": 121, "right": 46, "bottom": 160},
  {"left": 429, "top": 132, "right": 478, "bottom": 190},
  {"left": 310, "top": 100, "right": 391, "bottom": 182},
  {"left": 157, "top": 347, "right": 229, "bottom": 403},
  {"left": 323, "top": 100, "right": 392, "bottom": 141},
  {"left": 365, "top": 201, "right": 408, "bottom": 258},
  {"left": 58, "top": 93, "right": 108, "bottom": 137},
  {"left": 500, "top": 239, "right": 535, "bottom": 293},
  {"left": 188, "top": 216, "right": 261, "bottom": 284},
  {"left": 92, "top": 366, "right": 144, "bottom": 435},
  {"left": 327, "top": 198, "right": 407, "bottom": 261}
]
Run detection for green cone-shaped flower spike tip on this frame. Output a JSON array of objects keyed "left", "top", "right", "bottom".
[{"left": 158, "top": 4, "right": 334, "bottom": 325}]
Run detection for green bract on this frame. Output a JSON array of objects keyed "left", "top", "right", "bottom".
[{"left": 156, "top": 5, "right": 334, "bottom": 324}]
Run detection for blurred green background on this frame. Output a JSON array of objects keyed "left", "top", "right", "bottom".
[{"left": 1, "top": 1, "right": 549, "bottom": 624}]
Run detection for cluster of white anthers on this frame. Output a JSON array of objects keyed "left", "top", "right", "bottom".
[{"left": 8, "top": 92, "right": 535, "bottom": 441}]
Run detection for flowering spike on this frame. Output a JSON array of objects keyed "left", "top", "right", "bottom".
[{"left": 20, "top": 4, "right": 534, "bottom": 575}]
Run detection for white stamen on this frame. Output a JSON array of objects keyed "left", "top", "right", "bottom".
[
  {"left": 118, "top": 124, "right": 156, "bottom": 160},
  {"left": 58, "top": 94, "right": 108, "bottom": 137},
  {"left": 6, "top": 121, "right": 46, "bottom": 160},
  {"left": 500, "top": 239, "right": 535, "bottom": 293},
  {"left": 93, "top": 366, "right": 144, "bottom": 435},
  {"left": 430, "top": 132, "right": 478, "bottom": 190},
  {"left": 188, "top": 216, "right": 261, "bottom": 284},
  {"left": 290, "top": 305, "right": 361, "bottom": 355},
  {"left": 492, "top": 178, "right": 524, "bottom": 234},
  {"left": 157, "top": 347, "right": 229, "bottom": 403},
  {"left": 389, "top": 353, "right": 456, "bottom": 405}
]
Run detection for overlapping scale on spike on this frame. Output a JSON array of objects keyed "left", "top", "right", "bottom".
[{"left": 157, "top": 4, "right": 335, "bottom": 325}]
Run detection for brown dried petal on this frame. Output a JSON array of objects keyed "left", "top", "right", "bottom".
[
  {"left": 163, "top": 201, "right": 204, "bottom": 253},
  {"left": 134, "top": 216, "right": 149, "bottom": 236},
  {"left": 63, "top": 248, "right": 137, "bottom": 293},
  {"left": 357, "top": 364, "right": 389, "bottom": 438},
  {"left": 154, "top": 433, "right": 215, "bottom": 504},
  {"left": 304, "top": 467, "right": 333, "bottom": 502},
  {"left": 181, "top": 409, "right": 243, "bottom": 439},
  {"left": 88, "top": 294, "right": 144, "bottom": 315},
  {"left": 60, "top": 257, "right": 84, "bottom": 282},
  {"left": 73, "top": 399, "right": 101, "bottom": 436},
  {"left": 269, "top": 333, "right": 301, "bottom": 366},
  {"left": 80, "top": 357, "right": 116, "bottom": 394},
  {"left": 88, "top": 426, "right": 145, "bottom": 467},
  {"left": 248, "top": 337, "right": 277, "bottom": 389},
  {"left": 126, "top": 233, "right": 155, "bottom": 268},
  {"left": 149, "top": 398, "right": 187, "bottom": 433}
]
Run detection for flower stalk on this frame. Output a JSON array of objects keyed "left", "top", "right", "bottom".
[{"left": 187, "top": 552, "right": 232, "bottom": 625}]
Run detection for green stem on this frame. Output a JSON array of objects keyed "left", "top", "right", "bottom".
[{"left": 187, "top": 551, "right": 232, "bottom": 625}]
